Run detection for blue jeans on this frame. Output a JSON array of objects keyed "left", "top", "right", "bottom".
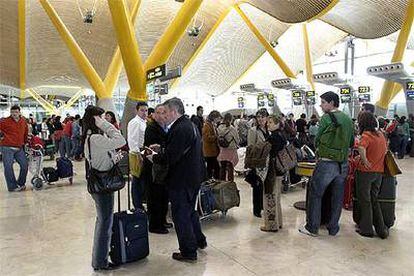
[
  {"left": 1, "top": 146, "right": 28, "bottom": 191},
  {"left": 399, "top": 135, "right": 409, "bottom": 158},
  {"left": 168, "top": 186, "right": 206, "bottom": 257},
  {"left": 305, "top": 160, "right": 348, "bottom": 235},
  {"left": 59, "top": 135, "right": 72, "bottom": 158},
  {"left": 71, "top": 137, "right": 81, "bottom": 158},
  {"left": 91, "top": 193, "right": 114, "bottom": 269},
  {"left": 131, "top": 176, "right": 144, "bottom": 210}
]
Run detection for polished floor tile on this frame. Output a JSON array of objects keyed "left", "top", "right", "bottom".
[{"left": 0, "top": 158, "right": 413, "bottom": 275}]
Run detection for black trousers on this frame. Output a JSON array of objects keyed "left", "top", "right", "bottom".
[
  {"left": 148, "top": 183, "right": 169, "bottom": 229},
  {"left": 252, "top": 181, "right": 263, "bottom": 215},
  {"left": 205, "top": 157, "right": 220, "bottom": 179},
  {"left": 168, "top": 186, "right": 206, "bottom": 257}
]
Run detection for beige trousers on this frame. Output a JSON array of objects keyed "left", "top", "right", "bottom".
[{"left": 262, "top": 176, "right": 283, "bottom": 231}]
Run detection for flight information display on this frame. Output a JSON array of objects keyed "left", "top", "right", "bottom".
[{"left": 358, "top": 86, "right": 370, "bottom": 93}]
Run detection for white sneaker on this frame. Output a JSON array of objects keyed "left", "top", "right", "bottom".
[
  {"left": 298, "top": 225, "right": 318, "bottom": 237},
  {"left": 13, "top": 185, "right": 26, "bottom": 192}
]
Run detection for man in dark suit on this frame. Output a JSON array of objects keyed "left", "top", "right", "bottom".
[
  {"left": 143, "top": 104, "right": 171, "bottom": 234},
  {"left": 151, "top": 98, "right": 206, "bottom": 262}
]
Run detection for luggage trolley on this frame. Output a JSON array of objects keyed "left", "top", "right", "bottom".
[
  {"left": 196, "top": 179, "right": 240, "bottom": 220},
  {"left": 27, "top": 145, "right": 47, "bottom": 189}
]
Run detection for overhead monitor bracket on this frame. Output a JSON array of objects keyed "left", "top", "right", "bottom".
[
  {"left": 313, "top": 72, "right": 348, "bottom": 86},
  {"left": 271, "top": 78, "right": 302, "bottom": 90},
  {"left": 367, "top": 62, "right": 414, "bottom": 115},
  {"left": 366, "top": 62, "right": 412, "bottom": 84}
]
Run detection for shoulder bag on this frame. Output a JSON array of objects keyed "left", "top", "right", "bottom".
[
  {"left": 275, "top": 143, "right": 297, "bottom": 174},
  {"left": 384, "top": 150, "right": 402, "bottom": 177},
  {"left": 87, "top": 135, "right": 126, "bottom": 194}
]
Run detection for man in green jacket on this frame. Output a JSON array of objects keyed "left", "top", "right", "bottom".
[{"left": 299, "top": 91, "right": 354, "bottom": 237}]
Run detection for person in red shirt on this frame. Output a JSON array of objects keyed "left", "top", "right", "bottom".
[
  {"left": 355, "top": 111, "right": 388, "bottom": 239},
  {"left": 60, "top": 116, "right": 73, "bottom": 158},
  {"left": 0, "top": 105, "right": 29, "bottom": 192}
]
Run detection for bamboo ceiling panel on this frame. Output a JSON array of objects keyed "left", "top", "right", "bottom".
[
  {"left": 247, "top": 0, "right": 335, "bottom": 23},
  {"left": 27, "top": 0, "right": 137, "bottom": 88},
  {"left": 167, "top": 0, "right": 235, "bottom": 70},
  {"left": 135, "top": 0, "right": 182, "bottom": 62},
  {"left": 0, "top": 1, "right": 19, "bottom": 88},
  {"left": 321, "top": 0, "right": 409, "bottom": 39},
  {"left": 173, "top": 6, "right": 289, "bottom": 96},
  {"left": 226, "top": 20, "right": 347, "bottom": 92}
]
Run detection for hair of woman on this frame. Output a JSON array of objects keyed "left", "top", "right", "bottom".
[
  {"left": 358, "top": 111, "right": 379, "bottom": 136},
  {"left": 82, "top": 105, "right": 105, "bottom": 142}
]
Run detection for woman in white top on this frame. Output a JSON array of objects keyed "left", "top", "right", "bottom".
[{"left": 83, "top": 106, "right": 126, "bottom": 271}]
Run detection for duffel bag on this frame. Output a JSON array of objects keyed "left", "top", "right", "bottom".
[
  {"left": 43, "top": 167, "right": 59, "bottom": 183},
  {"left": 212, "top": 181, "right": 240, "bottom": 212}
]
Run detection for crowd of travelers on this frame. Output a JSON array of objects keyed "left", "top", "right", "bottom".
[{"left": 0, "top": 92, "right": 412, "bottom": 270}]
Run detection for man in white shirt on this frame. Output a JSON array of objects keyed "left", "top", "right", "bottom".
[{"left": 127, "top": 102, "right": 148, "bottom": 209}]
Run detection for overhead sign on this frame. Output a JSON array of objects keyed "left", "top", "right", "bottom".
[
  {"left": 407, "top": 91, "right": 414, "bottom": 101},
  {"left": 240, "top": 83, "right": 255, "bottom": 91},
  {"left": 340, "top": 87, "right": 351, "bottom": 95},
  {"left": 292, "top": 90, "right": 302, "bottom": 106},
  {"left": 238, "top": 97, "right": 245, "bottom": 108},
  {"left": 358, "top": 94, "right": 371, "bottom": 103},
  {"left": 292, "top": 90, "right": 302, "bottom": 98},
  {"left": 358, "top": 86, "right": 370, "bottom": 93},
  {"left": 341, "top": 95, "right": 351, "bottom": 103},
  {"left": 257, "top": 94, "right": 265, "bottom": 107},
  {"left": 146, "top": 64, "right": 167, "bottom": 82},
  {"left": 306, "top": 91, "right": 315, "bottom": 97},
  {"left": 267, "top": 93, "right": 275, "bottom": 107},
  {"left": 293, "top": 98, "right": 302, "bottom": 106},
  {"left": 407, "top": 81, "right": 414, "bottom": 91},
  {"left": 155, "top": 83, "right": 169, "bottom": 95},
  {"left": 305, "top": 91, "right": 316, "bottom": 105}
]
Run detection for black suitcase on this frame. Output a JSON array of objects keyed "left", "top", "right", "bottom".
[
  {"left": 42, "top": 167, "right": 59, "bottom": 183},
  {"left": 353, "top": 176, "right": 396, "bottom": 228},
  {"left": 110, "top": 180, "right": 149, "bottom": 265},
  {"left": 56, "top": 157, "right": 73, "bottom": 178}
]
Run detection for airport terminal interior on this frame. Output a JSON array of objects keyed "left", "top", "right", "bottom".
[{"left": 1, "top": 0, "right": 414, "bottom": 275}]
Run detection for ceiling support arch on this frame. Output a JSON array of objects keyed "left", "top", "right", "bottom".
[
  {"left": 18, "top": 0, "right": 26, "bottom": 99},
  {"left": 376, "top": 0, "right": 414, "bottom": 113},
  {"left": 234, "top": 4, "right": 295, "bottom": 78}
]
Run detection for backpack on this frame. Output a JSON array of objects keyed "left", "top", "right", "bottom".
[{"left": 218, "top": 130, "right": 231, "bottom": 148}]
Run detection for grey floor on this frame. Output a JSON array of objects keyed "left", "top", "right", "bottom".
[{"left": 0, "top": 158, "right": 413, "bottom": 276}]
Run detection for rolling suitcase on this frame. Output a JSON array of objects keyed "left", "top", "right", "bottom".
[
  {"left": 343, "top": 151, "right": 358, "bottom": 210},
  {"left": 56, "top": 157, "right": 73, "bottom": 178},
  {"left": 353, "top": 175, "right": 396, "bottom": 228},
  {"left": 110, "top": 180, "right": 149, "bottom": 265}
]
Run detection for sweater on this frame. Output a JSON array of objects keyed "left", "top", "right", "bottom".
[
  {"left": 84, "top": 121, "right": 126, "bottom": 171},
  {"left": 0, "top": 116, "right": 28, "bottom": 148}
]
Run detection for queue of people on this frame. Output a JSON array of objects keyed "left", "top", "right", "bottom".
[{"left": 0, "top": 93, "right": 410, "bottom": 271}]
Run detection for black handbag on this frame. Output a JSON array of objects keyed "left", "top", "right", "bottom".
[{"left": 87, "top": 136, "right": 125, "bottom": 194}]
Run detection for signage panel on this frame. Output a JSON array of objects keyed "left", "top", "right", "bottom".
[
  {"left": 146, "top": 64, "right": 167, "bottom": 81},
  {"left": 358, "top": 86, "right": 371, "bottom": 93}
]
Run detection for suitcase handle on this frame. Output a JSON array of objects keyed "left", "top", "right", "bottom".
[{"left": 117, "top": 174, "right": 131, "bottom": 213}]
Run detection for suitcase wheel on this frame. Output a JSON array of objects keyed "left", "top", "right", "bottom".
[{"left": 31, "top": 177, "right": 43, "bottom": 190}]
